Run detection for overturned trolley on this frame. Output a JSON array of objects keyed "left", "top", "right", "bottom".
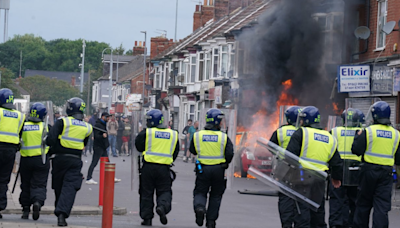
[{"left": 249, "top": 138, "right": 327, "bottom": 211}]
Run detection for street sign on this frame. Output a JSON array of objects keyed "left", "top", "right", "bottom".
[{"left": 126, "top": 94, "right": 142, "bottom": 111}]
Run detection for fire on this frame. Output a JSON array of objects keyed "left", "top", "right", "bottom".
[
  {"left": 234, "top": 172, "right": 256, "bottom": 179},
  {"left": 332, "top": 102, "right": 342, "bottom": 115}
]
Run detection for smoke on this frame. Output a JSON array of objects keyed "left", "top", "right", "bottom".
[{"left": 237, "top": 0, "right": 341, "bottom": 128}]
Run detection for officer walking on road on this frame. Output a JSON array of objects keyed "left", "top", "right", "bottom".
[
  {"left": 46, "top": 97, "right": 92, "bottom": 227},
  {"left": 328, "top": 108, "right": 363, "bottom": 228},
  {"left": 135, "top": 109, "right": 179, "bottom": 226},
  {"left": 352, "top": 101, "right": 400, "bottom": 228},
  {"left": 0, "top": 88, "right": 25, "bottom": 219},
  {"left": 269, "top": 106, "right": 300, "bottom": 228},
  {"left": 189, "top": 108, "right": 234, "bottom": 228},
  {"left": 286, "top": 106, "right": 342, "bottom": 228},
  {"left": 19, "top": 103, "right": 50, "bottom": 221}
]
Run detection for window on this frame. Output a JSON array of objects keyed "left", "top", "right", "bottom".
[
  {"left": 160, "top": 65, "right": 164, "bottom": 89},
  {"left": 198, "top": 53, "right": 204, "bottom": 81},
  {"left": 221, "top": 45, "right": 228, "bottom": 78},
  {"left": 212, "top": 48, "right": 219, "bottom": 78},
  {"left": 332, "top": 15, "right": 343, "bottom": 31},
  {"left": 184, "top": 103, "right": 195, "bottom": 123},
  {"left": 189, "top": 104, "right": 195, "bottom": 121},
  {"left": 229, "top": 44, "right": 235, "bottom": 78},
  {"left": 376, "top": 0, "right": 387, "bottom": 49},
  {"left": 317, "top": 16, "right": 328, "bottom": 31},
  {"left": 164, "top": 63, "right": 169, "bottom": 90},
  {"left": 189, "top": 55, "right": 196, "bottom": 83},
  {"left": 155, "top": 66, "right": 161, "bottom": 89},
  {"left": 197, "top": 102, "right": 203, "bottom": 121},
  {"left": 173, "top": 61, "right": 179, "bottom": 86},
  {"left": 205, "top": 51, "right": 211, "bottom": 80}
]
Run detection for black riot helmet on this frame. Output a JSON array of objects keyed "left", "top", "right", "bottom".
[{"left": 66, "top": 97, "right": 86, "bottom": 120}]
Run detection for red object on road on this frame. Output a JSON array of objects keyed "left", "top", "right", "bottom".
[
  {"left": 99, "top": 157, "right": 109, "bottom": 206},
  {"left": 102, "top": 163, "right": 116, "bottom": 228}
]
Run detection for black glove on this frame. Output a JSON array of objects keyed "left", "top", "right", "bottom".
[{"left": 221, "top": 163, "right": 229, "bottom": 169}]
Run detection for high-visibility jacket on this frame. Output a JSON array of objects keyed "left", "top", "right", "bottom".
[
  {"left": 59, "top": 117, "right": 92, "bottom": 150},
  {"left": 331, "top": 126, "right": 361, "bottom": 161},
  {"left": 20, "top": 121, "right": 49, "bottom": 157},
  {"left": 364, "top": 124, "right": 400, "bottom": 166},
  {"left": 299, "top": 127, "right": 337, "bottom": 171},
  {"left": 0, "top": 107, "right": 25, "bottom": 145},
  {"left": 194, "top": 130, "right": 227, "bottom": 165},
  {"left": 277, "top": 125, "right": 297, "bottom": 149},
  {"left": 144, "top": 128, "right": 178, "bottom": 165}
]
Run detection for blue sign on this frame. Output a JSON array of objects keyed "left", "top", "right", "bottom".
[
  {"left": 23, "top": 125, "right": 40, "bottom": 131},
  {"left": 338, "top": 65, "right": 370, "bottom": 92},
  {"left": 376, "top": 130, "right": 392, "bottom": 139},
  {"left": 314, "top": 133, "right": 329, "bottom": 143},
  {"left": 202, "top": 135, "right": 218, "bottom": 142},
  {"left": 155, "top": 131, "right": 171, "bottom": 139},
  {"left": 340, "top": 130, "right": 356, "bottom": 137},
  {"left": 287, "top": 130, "right": 295, "bottom": 136},
  {"left": 3, "top": 110, "right": 18, "bottom": 118},
  {"left": 71, "top": 119, "right": 86, "bottom": 127}
]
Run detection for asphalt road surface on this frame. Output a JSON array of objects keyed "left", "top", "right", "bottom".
[{"left": 5, "top": 151, "right": 400, "bottom": 227}]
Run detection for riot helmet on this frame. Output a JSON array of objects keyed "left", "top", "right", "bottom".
[
  {"left": 66, "top": 97, "right": 86, "bottom": 120},
  {"left": 341, "top": 108, "right": 361, "bottom": 127},
  {"left": 285, "top": 106, "right": 301, "bottom": 126},
  {"left": 205, "top": 108, "right": 224, "bottom": 129},
  {"left": 0, "top": 88, "right": 15, "bottom": 109},
  {"left": 28, "top": 102, "right": 47, "bottom": 122},
  {"left": 298, "top": 106, "right": 320, "bottom": 128},
  {"left": 146, "top": 109, "right": 163, "bottom": 128},
  {"left": 371, "top": 101, "right": 391, "bottom": 125}
]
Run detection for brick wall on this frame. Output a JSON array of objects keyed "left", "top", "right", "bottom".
[
  {"left": 358, "top": 0, "right": 400, "bottom": 62},
  {"left": 193, "top": 4, "right": 215, "bottom": 31},
  {"left": 130, "top": 66, "right": 151, "bottom": 96},
  {"left": 132, "top": 41, "right": 145, "bottom": 56}
]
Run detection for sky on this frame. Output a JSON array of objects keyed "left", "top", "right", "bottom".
[{"left": 4, "top": 0, "right": 197, "bottom": 51}]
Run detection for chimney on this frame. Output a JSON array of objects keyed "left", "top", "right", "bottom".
[
  {"left": 214, "top": 0, "right": 244, "bottom": 21},
  {"left": 150, "top": 36, "right": 176, "bottom": 59},
  {"left": 71, "top": 76, "right": 76, "bottom": 86},
  {"left": 133, "top": 40, "right": 145, "bottom": 56},
  {"left": 193, "top": 2, "right": 215, "bottom": 32}
]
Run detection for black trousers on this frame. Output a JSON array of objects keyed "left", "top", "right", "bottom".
[
  {"left": 85, "top": 136, "right": 93, "bottom": 154},
  {"left": 116, "top": 133, "right": 123, "bottom": 154},
  {"left": 193, "top": 164, "right": 226, "bottom": 222},
  {"left": 294, "top": 195, "right": 327, "bottom": 228},
  {"left": 278, "top": 193, "right": 295, "bottom": 228},
  {"left": 0, "top": 147, "right": 16, "bottom": 211},
  {"left": 353, "top": 165, "right": 392, "bottom": 228},
  {"left": 87, "top": 146, "right": 108, "bottom": 180},
  {"left": 139, "top": 162, "right": 172, "bottom": 220},
  {"left": 329, "top": 183, "right": 357, "bottom": 227},
  {"left": 51, "top": 155, "right": 83, "bottom": 218},
  {"left": 19, "top": 155, "right": 50, "bottom": 207}
]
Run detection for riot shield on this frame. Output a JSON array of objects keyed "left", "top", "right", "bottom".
[
  {"left": 220, "top": 108, "right": 237, "bottom": 189},
  {"left": 249, "top": 138, "right": 328, "bottom": 211},
  {"left": 130, "top": 111, "right": 143, "bottom": 191},
  {"left": 41, "top": 115, "right": 49, "bottom": 164}
]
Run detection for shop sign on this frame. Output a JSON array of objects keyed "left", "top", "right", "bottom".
[
  {"left": 338, "top": 65, "right": 370, "bottom": 92},
  {"left": 371, "top": 65, "right": 393, "bottom": 95}
]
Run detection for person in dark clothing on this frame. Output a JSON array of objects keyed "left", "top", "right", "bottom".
[
  {"left": 286, "top": 106, "right": 342, "bottom": 228},
  {"left": 86, "top": 112, "right": 110, "bottom": 184},
  {"left": 189, "top": 109, "right": 234, "bottom": 228},
  {"left": 116, "top": 116, "right": 124, "bottom": 155},
  {"left": 269, "top": 106, "right": 300, "bottom": 228},
  {"left": 135, "top": 109, "right": 179, "bottom": 226},
  {"left": 86, "top": 113, "right": 98, "bottom": 155},
  {"left": 351, "top": 101, "right": 400, "bottom": 228},
  {"left": 19, "top": 103, "right": 51, "bottom": 221},
  {"left": 46, "top": 97, "right": 92, "bottom": 226},
  {"left": 0, "top": 88, "right": 25, "bottom": 219}
]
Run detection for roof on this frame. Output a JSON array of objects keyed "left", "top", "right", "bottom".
[
  {"left": 14, "top": 83, "right": 30, "bottom": 96},
  {"left": 102, "top": 54, "right": 140, "bottom": 63},
  {"left": 98, "top": 55, "right": 147, "bottom": 82},
  {"left": 24, "top": 70, "right": 87, "bottom": 84},
  {"left": 153, "top": 0, "right": 271, "bottom": 60}
]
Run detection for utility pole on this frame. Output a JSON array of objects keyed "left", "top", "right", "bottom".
[
  {"left": 140, "top": 31, "right": 147, "bottom": 106},
  {"left": 108, "top": 51, "right": 113, "bottom": 112},
  {"left": 0, "top": 71, "right": 2, "bottom": 88},
  {"left": 175, "top": 0, "right": 178, "bottom": 42},
  {"left": 80, "top": 40, "right": 86, "bottom": 93},
  {"left": 87, "top": 70, "right": 91, "bottom": 115},
  {"left": 19, "top": 50, "right": 22, "bottom": 77}
]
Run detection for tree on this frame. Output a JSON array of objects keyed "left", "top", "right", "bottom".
[
  {"left": 113, "top": 43, "right": 125, "bottom": 55},
  {"left": 125, "top": 49, "right": 133, "bottom": 55},
  {"left": 0, "top": 68, "right": 20, "bottom": 97},
  {"left": 19, "top": 75, "right": 80, "bottom": 106}
]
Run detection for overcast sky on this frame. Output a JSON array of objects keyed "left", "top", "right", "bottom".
[{"left": 5, "top": 0, "right": 197, "bottom": 51}]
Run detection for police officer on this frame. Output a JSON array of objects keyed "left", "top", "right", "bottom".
[
  {"left": 19, "top": 103, "right": 50, "bottom": 220},
  {"left": 0, "top": 88, "right": 25, "bottom": 218},
  {"left": 352, "top": 101, "right": 400, "bottom": 227},
  {"left": 134, "top": 109, "right": 179, "bottom": 226},
  {"left": 329, "top": 108, "right": 363, "bottom": 228},
  {"left": 46, "top": 97, "right": 92, "bottom": 226},
  {"left": 189, "top": 109, "right": 234, "bottom": 228},
  {"left": 286, "top": 106, "right": 342, "bottom": 228},
  {"left": 269, "top": 106, "right": 300, "bottom": 228}
]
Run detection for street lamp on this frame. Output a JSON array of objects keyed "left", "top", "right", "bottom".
[
  {"left": 140, "top": 31, "right": 147, "bottom": 106},
  {"left": 102, "top": 47, "right": 113, "bottom": 112},
  {"left": 80, "top": 40, "right": 86, "bottom": 93}
]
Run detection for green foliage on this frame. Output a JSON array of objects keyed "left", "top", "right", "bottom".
[
  {"left": 19, "top": 75, "right": 80, "bottom": 106},
  {"left": 113, "top": 43, "right": 125, "bottom": 55},
  {"left": 125, "top": 49, "right": 133, "bottom": 55},
  {"left": 0, "top": 68, "right": 20, "bottom": 97}
]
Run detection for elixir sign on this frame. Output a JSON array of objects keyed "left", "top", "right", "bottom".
[{"left": 338, "top": 65, "right": 370, "bottom": 92}]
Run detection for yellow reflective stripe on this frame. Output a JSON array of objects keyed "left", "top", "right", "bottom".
[
  {"left": 366, "top": 127, "right": 373, "bottom": 154},
  {"left": 147, "top": 128, "right": 153, "bottom": 152},
  {"left": 332, "top": 127, "right": 338, "bottom": 140},
  {"left": 195, "top": 132, "right": 201, "bottom": 154},
  {"left": 329, "top": 137, "right": 337, "bottom": 159},
  {"left": 277, "top": 128, "right": 283, "bottom": 147},
  {"left": 0, "top": 131, "right": 18, "bottom": 136},
  {"left": 392, "top": 130, "right": 399, "bottom": 157},
  {"left": 301, "top": 157, "right": 328, "bottom": 166},
  {"left": 170, "top": 131, "right": 177, "bottom": 154},
  {"left": 302, "top": 128, "right": 309, "bottom": 157}
]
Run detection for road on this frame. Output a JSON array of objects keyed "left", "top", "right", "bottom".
[{"left": 5, "top": 152, "right": 400, "bottom": 227}]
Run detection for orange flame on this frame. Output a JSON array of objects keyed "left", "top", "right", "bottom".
[{"left": 332, "top": 102, "right": 342, "bottom": 115}]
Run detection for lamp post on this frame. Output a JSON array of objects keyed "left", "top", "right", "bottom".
[
  {"left": 80, "top": 40, "right": 86, "bottom": 93},
  {"left": 140, "top": 31, "right": 147, "bottom": 106},
  {"left": 102, "top": 48, "right": 113, "bottom": 112}
]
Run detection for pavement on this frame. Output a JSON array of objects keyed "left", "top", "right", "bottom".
[{"left": 2, "top": 151, "right": 400, "bottom": 227}]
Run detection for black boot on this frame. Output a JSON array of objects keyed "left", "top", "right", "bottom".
[
  {"left": 156, "top": 206, "right": 168, "bottom": 225},
  {"left": 32, "top": 202, "right": 41, "bottom": 220},
  {"left": 141, "top": 219, "right": 152, "bottom": 226},
  {"left": 195, "top": 207, "right": 205, "bottom": 226},
  {"left": 206, "top": 220, "right": 216, "bottom": 228},
  {"left": 21, "top": 206, "right": 30, "bottom": 219},
  {"left": 57, "top": 213, "right": 68, "bottom": 227}
]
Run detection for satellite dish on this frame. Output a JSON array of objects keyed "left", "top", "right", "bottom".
[
  {"left": 354, "top": 26, "right": 371, "bottom": 40},
  {"left": 382, "top": 21, "right": 396, "bottom": 35}
]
